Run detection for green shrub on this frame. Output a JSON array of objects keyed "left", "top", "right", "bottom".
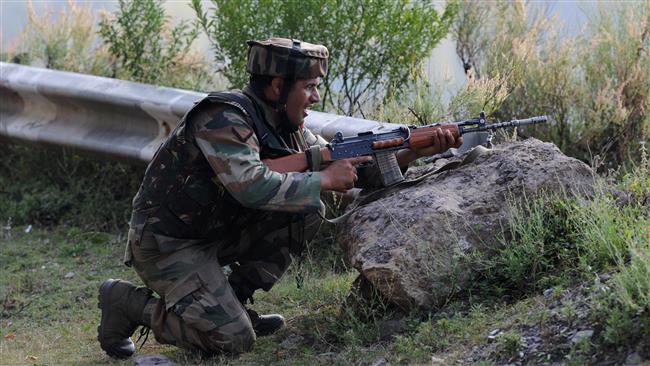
[
  {"left": 192, "top": 0, "right": 457, "bottom": 115},
  {"left": 594, "top": 159, "right": 649, "bottom": 350},
  {"left": 0, "top": 143, "right": 142, "bottom": 231},
  {"left": 2, "top": 0, "right": 222, "bottom": 232},
  {"left": 371, "top": 71, "right": 510, "bottom": 127},
  {"left": 98, "top": 0, "right": 215, "bottom": 90},
  {"left": 492, "top": 330, "right": 523, "bottom": 361},
  {"left": 450, "top": 1, "right": 650, "bottom": 169},
  {"left": 9, "top": 0, "right": 112, "bottom": 74},
  {"left": 462, "top": 149, "right": 647, "bottom": 300},
  {"left": 391, "top": 304, "right": 491, "bottom": 363},
  {"left": 490, "top": 196, "right": 582, "bottom": 293}
]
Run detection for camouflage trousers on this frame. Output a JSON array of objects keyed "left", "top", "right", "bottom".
[{"left": 126, "top": 209, "right": 321, "bottom": 354}]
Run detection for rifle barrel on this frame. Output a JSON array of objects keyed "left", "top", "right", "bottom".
[{"left": 461, "top": 115, "right": 547, "bottom": 134}]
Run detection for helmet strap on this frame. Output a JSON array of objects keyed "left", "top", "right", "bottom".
[{"left": 277, "top": 39, "right": 303, "bottom": 133}]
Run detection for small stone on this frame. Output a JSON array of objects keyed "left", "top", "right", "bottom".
[
  {"left": 625, "top": 352, "right": 642, "bottom": 365},
  {"left": 598, "top": 273, "right": 612, "bottom": 282},
  {"left": 134, "top": 354, "right": 175, "bottom": 366},
  {"left": 543, "top": 288, "right": 554, "bottom": 298},
  {"left": 431, "top": 356, "right": 445, "bottom": 364},
  {"left": 24, "top": 225, "right": 32, "bottom": 233},
  {"left": 280, "top": 334, "right": 304, "bottom": 349},
  {"left": 570, "top": 329, "right": 593, "bottom": 344},
  {"left": 370, "top": 357, "right": 387, "bottom": 366},
  {"left": 64, "top": 272, "right": 75, "bottom": 279},
  {"left": 487, "top": 328, "right": 502, "bottom": 342}
]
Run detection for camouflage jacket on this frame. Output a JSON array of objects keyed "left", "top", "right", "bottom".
[{"left": 130, "top": 85, "right": 331, "bottom": 240}]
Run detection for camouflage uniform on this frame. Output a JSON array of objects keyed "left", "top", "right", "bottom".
[{"left": 120, "top": 38, "right": 360, "bottom": 355}]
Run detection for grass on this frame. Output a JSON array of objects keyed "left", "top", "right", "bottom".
[
  {"left": 0, "top": 144, "right": 143, "bottom": 232},
  {"left": 2, "top": 221, "right": 646, "bottom": 365},
  {"left": 0, "top": 145, "right": 648, "bottom": 364},
  {"left": 1, "top": 142, "right": 648, "bottom": 365},
  {"left": 0, "top": 225, "right": 383, "bottom": 365}
]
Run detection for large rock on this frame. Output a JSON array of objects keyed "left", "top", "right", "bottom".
[{"left": 338, "top": 138, "right": 594, "bottom": 310}]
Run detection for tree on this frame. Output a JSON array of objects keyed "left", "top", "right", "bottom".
[{"left": 192, "top": 0, "right": 456, "bottom": 115}]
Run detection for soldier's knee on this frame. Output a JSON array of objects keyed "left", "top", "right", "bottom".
[
  {"left": 201, "top": 325, "right": 255, "bottom": 354},
  {"left": 229, "top": 326, "right": 256, "bottom": 353},
  {"left": 199, "top": 312, "right": 256, "bottom": 354}
]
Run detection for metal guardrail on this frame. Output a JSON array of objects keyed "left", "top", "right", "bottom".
[{"left": 0, "top": 62, "right": 484, "bottom": 163}]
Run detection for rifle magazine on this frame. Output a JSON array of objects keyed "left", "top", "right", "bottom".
[{"left": 375, "top": 151, "right": 404, "bottom": 186}]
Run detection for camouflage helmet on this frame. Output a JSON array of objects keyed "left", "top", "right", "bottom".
[{"left": 246, "top": 38, "right": 329, "bottom": 79}]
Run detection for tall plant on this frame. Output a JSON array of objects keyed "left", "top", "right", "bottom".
[
  {"left": 577, "top": 3, "right": 650, "bottom": 167},
  {"left": 450, "top": 0, "right": 650, "bottom": 168},
  {"left": 12, "top": 0, "right": 112, "bottom": 75},
  {"left": 192, "top": 0, "right": 457, "bottom": 116},
  {"left": 98, "top": 0, "right": 214, "bottom": 90}
]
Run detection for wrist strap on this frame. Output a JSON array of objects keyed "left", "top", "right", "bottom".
[{"left": 305, "top": 145, "right": 323, "bottom": 171}]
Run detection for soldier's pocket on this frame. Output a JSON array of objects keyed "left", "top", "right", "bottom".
[
  {"left": 128, "top": 212, "right": 161, "bottom": 262},
  {"left": 164, "top": 271, "right": 245, "bottom": 333},
  {"left": 128, "top": 210, "right": 151, "bottom": 248},
  {"left": 127, "top": 224, "right": 145, "bottom": 248},
  {"left": 125, "top": 211, "right": 149, "bottom": 265}
]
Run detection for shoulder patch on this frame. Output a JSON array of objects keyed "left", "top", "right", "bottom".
[{"left": 232, "top": 126, "right": 254, "bottom": 143}]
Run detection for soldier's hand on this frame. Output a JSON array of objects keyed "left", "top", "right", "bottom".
[
  {"left": 411, "top": 128, "right": 463, "bottom": 158},
  {"left": 320, "top": 156, "right": 372, "bottom": 192}
]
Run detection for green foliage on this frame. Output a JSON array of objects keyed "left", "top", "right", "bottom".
[
  {"left": 373, "top": 73, "right": 509, "bottom": 127},
  {"left": 9, "top": 0, "right": 216, "bottom": 90},
  {"left": 9, "top": 0, "right": 112, "bottom": 75},
  {"left": 192, "top": 0, "right": 457, "bottom": 115},
  {"left": 2, "top": 0, "right": 221, "bottom": 232},
  {"left": 492, "top": 330, "right": 523, "bottom": 361},
  {"left": 577, "top": 4, "right": 650, "bottom": 167},
  {"left": 450, "top": 0, "right": 650, "bottom": 169},
  {"left": 488, "top": 197, "right": 582, "bottom": 293},
  {"left": 592, "top": 164, "right": 649, "bottom": 350},
  {"left": 98, "top": 0, "right": 214, "bottom": 90},
  {"left": 390, "top": 303, "right": 511, "bottom": 364},
  {"left": 0, "top": 143, "right": 142, "bottom": 231},
  {"left": 459, "top": 159, "right": 648, "bottom": 355},
  {"left": 0, "top": 227, "right": 138, "bottom": 365},
  {"left": 474, "top": 184, "right": 647, "bottom": 298},
  {"left": 619, "top": 141, "right": 650, "bottom": 197}
]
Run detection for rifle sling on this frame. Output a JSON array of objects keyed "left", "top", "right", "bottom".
[{"left": 319, "top": 145, "right": 491, "bottom": 224}]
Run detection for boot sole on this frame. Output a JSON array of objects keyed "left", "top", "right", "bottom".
[{"left": 97, "top": 279, "right": 135, "bottom": 359}]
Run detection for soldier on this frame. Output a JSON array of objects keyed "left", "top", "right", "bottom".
[{"left": 97, "top": 38, "right": 462, "bottom": 358}]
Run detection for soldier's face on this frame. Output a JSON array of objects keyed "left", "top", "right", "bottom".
[{"left": 285, "top": 77, "right": 321, "bottom": 126}]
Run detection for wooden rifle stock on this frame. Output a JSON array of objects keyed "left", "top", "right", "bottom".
[{"left": 408, "top": 124, "right": 460, "bottom": 149}]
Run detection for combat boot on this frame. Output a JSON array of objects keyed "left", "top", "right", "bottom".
[
  {"left": 247, "top": 309, "right": 285, "bottom": 337},
  {"left": 97, "top": 279, "right": 153, "bottom": 359}
]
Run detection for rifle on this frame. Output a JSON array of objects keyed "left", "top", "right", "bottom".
[{"left": 263, "top": 112, "right": 547, "bottom": 186}]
